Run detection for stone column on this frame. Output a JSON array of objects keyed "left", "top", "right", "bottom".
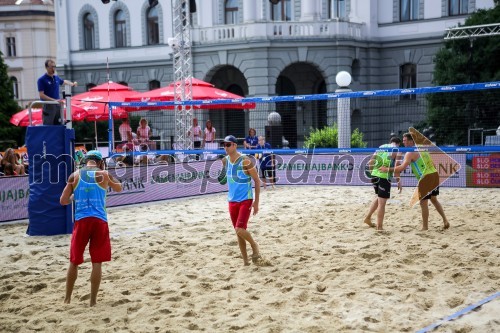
[{"left": 243, "top": 0, "right": 257, "bottom": 23}]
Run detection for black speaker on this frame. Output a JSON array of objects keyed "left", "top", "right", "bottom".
[
  {"left": 189, "top": 0, "right": 197, "bottom": 13},
  {"left": 265, "top": 125, "right": 283, "bottom": 148}
]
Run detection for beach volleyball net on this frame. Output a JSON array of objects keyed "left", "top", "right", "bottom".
[{"left": 106, "top": 81, "right": 500, "bottom": 192}]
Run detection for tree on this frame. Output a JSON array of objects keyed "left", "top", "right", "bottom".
[
  {"left": 0, "top": 52, "right": 22, "bottom": 149},
  {"left": 304, "top": 124, "right": 367, "bottom": 148},
  {"left": 427, "top": 4, "right": 500, "bottom": 145}
]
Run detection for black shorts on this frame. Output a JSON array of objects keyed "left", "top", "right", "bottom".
[
  {"left": 419, "top": 172, "right": 440, "bottom": 200},
  {"left": 371, "top": 177, "right": 391, "bottom": 199},
  {"left": 260, "top": 164, "right": 275, "bottom": 180},
  {"left": 42, "top": 104, "right": 62, "bottom": 125},
  {"left": 194, "top": 141, "right": 201, "bottom": 148}
]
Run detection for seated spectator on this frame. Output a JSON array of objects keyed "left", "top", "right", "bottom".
[
  {"left": 256, "top": 136, "right": 275, "bottom": 189},
  {"left": 244, "top": 128, "right": 258, "bottom": 149},
  {"left": 3, "top": 163, "right": 16, "bottom": 176},
  {"left": 118, "top": 118, "right": 134, "bottom": 148},
  {"left": 1, "top": 148, "right": 26, "bottom": 175}
]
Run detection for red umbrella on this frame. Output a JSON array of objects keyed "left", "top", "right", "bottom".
[
  {"left": 125, "top": 78, "right": 255, "bottom": 109},
  {"left": 72, "top": 81, "right": 138, "bottom": 120},
  {"left": 9, "top": 105, "right": 89, "bottom": 127}
]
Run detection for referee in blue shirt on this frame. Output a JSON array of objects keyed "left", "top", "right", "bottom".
[{"left": 37, "top": 59, "right": 77, "bottom": 125}]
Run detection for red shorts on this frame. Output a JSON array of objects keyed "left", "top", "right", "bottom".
[
  {"left": 70, "top": 217, "right": 111, "bottom": 265},
  {"left": 228, "top": 199, "right": 253, "bottom": 229}
]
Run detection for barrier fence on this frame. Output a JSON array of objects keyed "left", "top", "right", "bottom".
[{"left": 2, "top": 147, "right": 499, "bottom": 223}]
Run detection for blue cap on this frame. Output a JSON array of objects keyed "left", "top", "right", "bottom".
[
  {"left": 85, "top": 150, "right": 103, "bottom": 161},
  {"left": 223, "top": 135, "right": 237, "bottom": 144}
]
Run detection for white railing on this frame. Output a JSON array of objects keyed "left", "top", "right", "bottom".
[{"left": 193, "top": 21, "right": 365, "bottom": 44}]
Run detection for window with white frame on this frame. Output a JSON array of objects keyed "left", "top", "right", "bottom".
[
  {"left": 449, "top": 0, "right": 468, "bottom": 16},
  {"left": 147, "top": 6, "right": 159, "bottom": 45},
  {"left": 400, "top": 0, "right": 419, "bottom": 21},
  {"left": 225, "top": 0, "right": 239, "bottom": 24},
  {"left": 329, "top": 0, "right": 346, "bottom": 19},
  {"left": 271, "top": 0, "right": 292, "bottom": 21},
  {"left": 400, "top": 63, "right": 417, "bottom": 100},
  {"left": 11, "top": 76, "right": 19, "bottom": 99},
  {"left": 114, "top": 10, "right": 127, "bottom": 47},
  {"left": 83, "top": 13, "right": 95, "bottom": 50},
  {"left": 6, "top": 37, "right": 16, "bottom": 57}
]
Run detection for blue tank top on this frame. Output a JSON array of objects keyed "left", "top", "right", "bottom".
[
  {"left": 226, "top": 155, "right": 253, "bottom": 202},
  {"left": 74, "top": 167, "right": 108, "bottom": 222}
]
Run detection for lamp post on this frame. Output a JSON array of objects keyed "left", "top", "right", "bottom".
[{"left": 335, "top": 71, "right": 352, "bottom": 148}]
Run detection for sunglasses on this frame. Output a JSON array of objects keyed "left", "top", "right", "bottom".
[{"left": 223, "top": 142, "right": 233, "bottom": 148}]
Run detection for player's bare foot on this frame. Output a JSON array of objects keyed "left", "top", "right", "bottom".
[
  {"left": 443, "top": 220, "right": 450, "bottom": 230},
  {"left": 64, "top": 298, "right": 70, "bottom": 304},
  {"left": 364, "top": 217, "right": 375, "bottom": 228},
  {"left": 243, "top": 260, "right": 251, "bottom": 266}
]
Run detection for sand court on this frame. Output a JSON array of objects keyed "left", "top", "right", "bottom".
[{"left": 0, "top": 185, "right": 499, "bottom": 332}]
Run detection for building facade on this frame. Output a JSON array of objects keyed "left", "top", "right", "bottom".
[
  {"left": 53, "top": 0, "right": 495, "bottom": 146},
  {"left": 0, "top": 0, "right": 57, "bottom": 109}
]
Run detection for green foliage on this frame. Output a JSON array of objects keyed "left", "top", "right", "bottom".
[
  {"left": 0, "top": 52, "right": 22, "bottom": 147},
  {"left": 304, "top": 124, "right": 367, "bottom": 148},
  {"left": 428, "top": 5, "right": 500, "bottom": 145}
]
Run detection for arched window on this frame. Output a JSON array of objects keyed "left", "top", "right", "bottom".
[
  {"left": 147, "top": 6, "right": 159, "bottom": 45},
  {"left": 149, "top": 80, "right": 161, "bottom": 90},
  {"left": 83, "top": 13, "right": 95, "bottom": 50},
  {"left": 86, "top": 83, "right": 96, "bottom": 92},
  {"left": 329, "top": 0, "right": 346, "bottom": 19},
  {"left": 271, "top": 0, "right": 291, "bottom": 21},
  {"left": 11, "top": 76, "right": 19, "bottom": 99},
  {"left": 114, "top": 10, "right": 127, "bottom": 47},
  {"left": 400, "top": 63, "right": 416, "bottom": 100},
  {"left": 224, "top": 0, "right": 239, "bottom": 24}
]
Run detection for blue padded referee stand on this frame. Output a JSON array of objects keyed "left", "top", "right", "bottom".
[{"left": 26, "top": 126, "right": 75, "bottom": 236}]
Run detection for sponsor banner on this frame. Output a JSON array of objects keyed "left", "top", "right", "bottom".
[
  {"left": 273, "top": 153, "right": 465, "bottom": 188},
  {"left": 0, "top": 153, "right": 469, "bottom": 223},
  {"left": 466, "top": 153, "right": 500, "bottom": 187},
  {"left": 0, "top": 176, "right": 30, "bottom": 222}
]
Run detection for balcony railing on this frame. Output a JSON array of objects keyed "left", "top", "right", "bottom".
[{"left": 192, "top": 20, "right": 365, "bottom": 45}]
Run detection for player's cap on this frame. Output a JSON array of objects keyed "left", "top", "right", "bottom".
[
  {"left": 85, "top": 150, "right": 103, "bottom": 161},
  {"left": 223, "top": 135, "right": 237, "bottom": 144}
]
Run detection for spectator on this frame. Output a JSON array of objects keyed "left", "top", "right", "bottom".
[
  {"left": 256, "top": 136, "right": 275, "bottom": 189},
  {"left": 204, "top": 120, "right": 216, "bottom": 147},
  {"left": 1, "top": 148, "right": 26, "bottom": 175},
  {"left": 244, "top": 128, "right": 258, "bottom": 149},
  {"left": 37, "top": 59, "right": 77, "bottom": 125},
  {"left": 188, "top": 118, "right": 203, "bottom": 148},
  {"left": 137, "top": 118, "right": 152, "bottom": 143},
  {"left": 118, "top": 118, "right": 132, "bottom": 144},
  {"left": 2, "top": 163, "right": 15, "bottom": 176}
]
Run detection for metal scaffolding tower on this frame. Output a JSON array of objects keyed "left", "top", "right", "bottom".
[
  {"left": 170, "top": 0, "right": 194, "bottom": 150},
  {"left": 444, "top": 23, "right": 500, "bottom": 40}
]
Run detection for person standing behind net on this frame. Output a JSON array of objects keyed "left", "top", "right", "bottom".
[
  {"left": 188, "top": 117, "right": 203, "bottom": 148},
  {"left": 204, "top": 120, "right": 216, "bottom": 147},
  {"left": 60, "top": 150, "right": 122, "bottom": 306},
  {"left": 381, "top": 132, "right": 450, "bottom": 231},
  {"left": 219, "top": 135, "right": 262, "bottom": 266},
  {"left": 37, "top": 59, "right": 77, "bottom": 125},
  {"left": 256, "top": 136, "right": 275, "bottom": 189},
  {"left": 363, "top": 137, "right": 402, "bottom": 230}
]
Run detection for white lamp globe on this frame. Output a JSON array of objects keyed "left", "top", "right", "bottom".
[{"left": 335, "top": 71, "right": 352, "bottom": 88}]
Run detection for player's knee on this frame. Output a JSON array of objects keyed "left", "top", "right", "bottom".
[
  {"left": 235, "top": 227, "right": 245, "bottom": 236},
  {"left": 419, "top": 199, "right": 428, "bottom": 207}
]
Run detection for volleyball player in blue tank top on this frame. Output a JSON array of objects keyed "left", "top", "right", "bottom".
[
  {"left": 60, "top": 150, "right": 122, "bottom": 306},
  {"left": 220, "top": 135, "right": 263, "bottom": 266}
]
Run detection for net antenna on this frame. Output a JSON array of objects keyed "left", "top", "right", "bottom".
[{"left": 170, "top": 0, "right": 195, "bottom": 150}]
